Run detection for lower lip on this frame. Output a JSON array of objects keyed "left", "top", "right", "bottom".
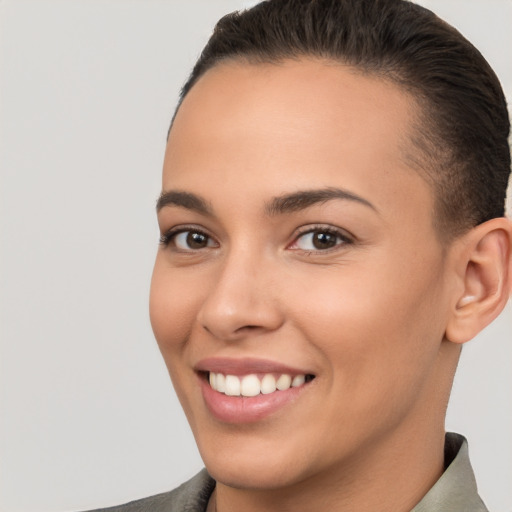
[{"left": 199, "top": 375, "right": 310, "bottom": 424}]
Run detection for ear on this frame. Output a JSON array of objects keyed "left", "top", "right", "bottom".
[{"left": 445, "top": 217, "right": 512, "bottom": 344}]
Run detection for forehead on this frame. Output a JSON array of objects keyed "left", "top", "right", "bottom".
[
  {"left": 164, "top": 59, "right": 433, "bottom": 226},
  {"left": 169, "top": 59, "right": 415, "bottom": 155}
]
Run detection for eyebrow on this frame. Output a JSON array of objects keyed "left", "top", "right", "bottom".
[
  {"left": 265, "top": 187, "right": 377, "bottom": 216},
  {"left": 156, "top": 187, "right": 377, "bottom": 216},
  {"left": 156, "top": 190, "right": 213, "bottom": 215}
]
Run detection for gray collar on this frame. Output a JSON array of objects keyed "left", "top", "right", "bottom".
[{"left": 412, "top": 432, "right": 488, "bottom": 512}]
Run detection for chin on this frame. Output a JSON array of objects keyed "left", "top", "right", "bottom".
[
  {"left": 203, "top": 452, "right": 305, "bottom": 491},
  {"left": 194, "top": 424, "right": 332, "bottom": 491}
]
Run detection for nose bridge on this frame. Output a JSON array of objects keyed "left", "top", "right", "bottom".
[{"left": 197, "top": 243, "right": 281, "bottom": 340}]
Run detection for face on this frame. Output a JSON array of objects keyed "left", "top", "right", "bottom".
[{"left": 150, "top": 59, "right": 456, "bottom": 491}]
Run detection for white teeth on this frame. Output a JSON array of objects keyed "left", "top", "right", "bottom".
[
  {"left": 276, "top": 374, "right": 292, "bottom": 391},
  {"left": 260, "top": 374, "right": 277, "bottom": 394},
  {"left": 292, "top": 374, "right": 305, "bottom": 387},
  {"left": 241, "top": 374, "right": 260, "bottom": 397},
  {"left": 225, "top": 375, "right": 241, "bottom": 396},
  {"left": 216, "top": 373, "right": 226, "bottom": 393},
  {"left": 208, "top": 372, "right": 310, "bottom": 396}
]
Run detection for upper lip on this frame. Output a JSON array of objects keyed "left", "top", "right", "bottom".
[{"left": 194, "top": 357, "right": 313, "bottom": 376}]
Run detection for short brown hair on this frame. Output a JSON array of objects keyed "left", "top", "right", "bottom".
[{"left": 172, "top": 0, "right": 510, "bottom": 239}]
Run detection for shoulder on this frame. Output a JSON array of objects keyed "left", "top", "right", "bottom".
[{"left": 81, "top": 469, "right": 215, "bottom": 512}]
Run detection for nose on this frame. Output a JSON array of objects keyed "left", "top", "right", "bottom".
[{"left": 197, "top": 251, "right": 284, "bottom": 341}]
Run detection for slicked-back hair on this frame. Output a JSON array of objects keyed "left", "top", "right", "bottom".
[{"left": 171, "top": 0, "right": 510, "bottom": 239}]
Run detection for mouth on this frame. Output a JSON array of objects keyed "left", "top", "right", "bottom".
[{"left": 195, "top": 358, "right": 316, "bottom": 423}]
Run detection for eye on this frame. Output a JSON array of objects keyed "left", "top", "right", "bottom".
[
  {"left": 289, "top": 227, "right": 351, "bottom": 252},
  {"left": 160, "top": 228, "right": 218, "bottom": 251}
]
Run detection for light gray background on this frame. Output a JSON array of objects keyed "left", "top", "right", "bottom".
[{"left": 1, "top": 1, "right": 511, "bottom": 511}]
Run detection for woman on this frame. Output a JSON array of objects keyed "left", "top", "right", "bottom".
[
  {"left": 94, "top": 0, "right": 511, "bottom": 510},
  {"left": 2, "top": 1, "right": 509, "bottom": 511}
]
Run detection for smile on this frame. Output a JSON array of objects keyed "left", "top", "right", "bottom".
[
  {"left": 195, "top": 358, "right": 316, "bottom": 423},
  {"left": 208, "top": 372, "right": 314, "bottom": 397}
]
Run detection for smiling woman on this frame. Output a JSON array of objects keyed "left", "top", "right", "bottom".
[
  {"left": 147, "top": 0, "right": 512, "bottom": 508},
  {"left": 1, "top": 1, "right": 511, "bottom": 512},
  {"left": 148, "top": 49, "right": 503, "bottom": 510},
  {"left": 152, "top": 56, "right": 450, "bottom": 492}
]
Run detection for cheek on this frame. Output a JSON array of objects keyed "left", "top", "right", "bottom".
[
  {"left": 149, "top": 258, "right": 207, "bottom": 424},
  {"left": 149, "top": 257, "right": 200, "bottom": 359},
  {"left": 286, "top": 250, "right": 448, "bottom": 384},
  {"left": 286, "top": 261, "right": 447, "bottom": 442}
]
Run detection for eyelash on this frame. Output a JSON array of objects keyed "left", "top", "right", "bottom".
[{"left": 159, "top": 225, "right": 354, "bottom": 253}]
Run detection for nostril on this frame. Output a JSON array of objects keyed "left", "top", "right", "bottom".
[
  {"left": 201, "top": 323, "right": 260, "bottom": 336},
  {"left": 235, "top": 325, "right": 260, "bottom": 332}
]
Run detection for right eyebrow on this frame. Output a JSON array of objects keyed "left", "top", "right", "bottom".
[
  {"left": 265, "top": 187, "right": 378, "bottom": 216},
  {"left": 156, "top": 190, "right": 213, "bottom": 216}
]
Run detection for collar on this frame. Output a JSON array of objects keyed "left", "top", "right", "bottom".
[{"left": 412, "top": 432, "right": 488, "bottom": 512}]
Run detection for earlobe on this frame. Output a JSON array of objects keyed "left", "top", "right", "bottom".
[{"left": 445, "top": 217, "right": 512, "bottom": 344}]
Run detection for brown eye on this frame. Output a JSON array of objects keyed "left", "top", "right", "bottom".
[
  {"left": 311, "top": 232, "right": 338, "bottom": 249},
  {"left": 290, "top": 228, "right": 351, "bottom": 252},
  {"left": 186, "top": 232, "right": 209, "bottom": 249},
  {"left": 171, "top": 230, "right": 216, "bottom": 250}
]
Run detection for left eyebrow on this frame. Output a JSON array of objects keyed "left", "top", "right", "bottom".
[{"left": 265, "top": 187, "right": 377, "bottom": 216}]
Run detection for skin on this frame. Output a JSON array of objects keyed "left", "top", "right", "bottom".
[{"left": 149, "top": 59, "right": 510, "bottom": 511}]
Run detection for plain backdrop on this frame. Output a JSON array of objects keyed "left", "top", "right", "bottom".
[{"left": 1, "top": 1, "right": 511, "bottom": 511}]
